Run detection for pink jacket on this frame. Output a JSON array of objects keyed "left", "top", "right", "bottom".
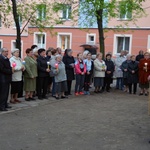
[{"left": 75, "top": 60, "right": 86, "bottom": 74}]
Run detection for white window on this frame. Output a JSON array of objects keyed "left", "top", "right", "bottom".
[
  {"left": 34, "top": 32, "right": 46, "bottom": 49},
  {"left": 0, "top": 40, "right": 3, "bottom": 49},
  {"left": 60, "top": 5, "right": 71, "bottom": 20},
  {"left": 147, "top": 35, "right": 150, "bottom": 52},
  {"left": 57, "top": 33, "right": 72, "bottom": 51},
  {"left": 113, "top": 34, "right": 132, "bottom": 55},
  {"left": 37, "top": 4, "right": 46, "bottom": 20},
  {"left": 119, "top": 3, "right": 132, "bottom": 20},
  {"left": 0, "top": 16, "right": 1, "bottom": 27},
  {"left": 86, "top": 34, "right": 96, "bottom": 45},
  {"left": 11, "top": 40, "right": 23, "bottom": 57}
]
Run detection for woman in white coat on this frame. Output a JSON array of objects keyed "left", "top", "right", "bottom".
[
  {"left": 94, "top": 53, "right": 107, "bottom": 93},
  {"left": 9, "top": 49, "right": 25, "bottom": 103}
]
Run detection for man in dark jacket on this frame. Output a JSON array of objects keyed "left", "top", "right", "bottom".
[
  {"left": 136, "top": 50, "right": 144, "bottom": 62},
  {"left": 0, "top": 48, "right": 14, "bottom": 111},
  {"left": 103, "top": 54, "right": 115, "bottom": 92}
]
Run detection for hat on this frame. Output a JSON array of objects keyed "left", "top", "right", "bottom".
[
  {"left": 38, "top": 48, "right": 45, "bottom": 55},
  {"left": 106, "top": 53, "right": 112, "bottom": 57},
  {"left": 11, "top": 48, "right": 19, "bottom": 54}
]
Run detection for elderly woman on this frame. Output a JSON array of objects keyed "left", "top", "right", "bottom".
[
  {"left": 128, "top": 55, "right": 139, "bottom": 94},
  {"left": 9, "top": 49, "right": 25, "bottom": 103},
  {"left": 121, "top": 54, "right": 131, "bottom": 92},
  {"left": 94, "top": 53, "right": 106, "bottom": 93},
  {"left": 138, "top": 52, "right": 150, "bottom": 96},
  {"left": 24, "top": 48, "right": 37, "bottom": 101},
  {"left": 52, "top": 55, "right": 68, "bottom": 99},
  {"left": 37, "top": 48, "right": 50, "bottom": 99},
  {"left": 114, "top": 51, "right": 126, "bottom": 90},
  {"left": 62, "top": 49, "right": 75, "bottom": 95}
]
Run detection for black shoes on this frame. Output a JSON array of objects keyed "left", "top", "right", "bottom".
[
  {"left": 25, "top": 98, "right": 30, "bottom": 101},
  {"left": 29, "top": 97, "right": 36, "bottom": 101},
  {"left": 61, "top": 96, "right": 68, "bottom": 99},
  {"left": 6, "top": 105, "right": 12, "bottom": 109},
  {"left": 0, "top": 108, "right": 8, "bottom": 111}
]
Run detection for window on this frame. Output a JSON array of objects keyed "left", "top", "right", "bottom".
[
  {"left": 0, "top": 16, "right": 1, "bottom": 27},
  {"left": 147, "top": 35, "right": 150, "bottom": 51},
  {"left": 60, "top": 5, "right": 71, "bottom": 20},
  {"left": 37, "top": 4, "right": 46, "bottom": 20},
  {"left": 86, "top": 34, "right": 96, "bottom": 45},
  {"left": 0, "top": 40, "right": 3, "bottom": 49},
  {"left": 57, "top": 33, "right": 72, "bottom": 51},
  {"left": 14, "top": 15, "right": 22, "bottom": 27},
  {"left": 119, "top": 3, "right": 132, "bottom": 20},
  {"left": 34, "top": 33, "right": 46, "bottom": 49},
  {"left": 113, "top": 34, "right": 132, "bottom": 55},
  {"left": 11, "top": 40, "right": 23, "bottom": 57}
]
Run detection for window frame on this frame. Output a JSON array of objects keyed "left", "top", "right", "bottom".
[
  {"left": 57, "top": 32, "right": 72, "bottom": 51},
  {"left": 60, "top": 5, "right": 72, "bottom": 20},
  {"left": 33, "top": 32, "right": 47, "bottom": 49},
  {"left": 113, "top": 34, "right": 132, "bottom": 56},
  {"left": 37, "top": 4, "right": 46, "bottom": 21},
  {"left": 86, "top": 33, "right": 96, "bottom": 45},
  {"left": 11, "top": 40, "right": 23, "bottom": 57}
]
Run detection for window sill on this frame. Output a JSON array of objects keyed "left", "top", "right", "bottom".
[{"left": 117, "top": 18, "right": 132, "bottom": 21}]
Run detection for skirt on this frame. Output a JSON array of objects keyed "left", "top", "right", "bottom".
[
  {"left": 55, "top": 81, "right": 67, "bottom": 93},
  {"left": 24, "top": 77, "right": 36, "bottom": 91},
  {"left": 94, "top": 77, "right": 104, "bottom": 87},
  {"left": 11, "top": 81, "right": 22, "bottom": 94}
]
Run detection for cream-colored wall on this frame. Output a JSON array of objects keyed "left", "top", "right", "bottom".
[{"left": 108, "top": 0, "right": 150, "bottom": 28}]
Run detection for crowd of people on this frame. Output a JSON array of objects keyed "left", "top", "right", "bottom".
[{"left": 0, "top": 46, "right": 150, "bottom": 111}]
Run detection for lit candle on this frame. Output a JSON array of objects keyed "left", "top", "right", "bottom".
[
  {"left": 12, "top": 62, "right": 16, "bottom": 68},
  {"left": 145, "top": 63, "right": 148, "bottom": 72},
  {"left": 47, "top": 61, "right": 50, "bottom": 69},
  {"left": 55, "top": 63, "right": 58, "bottom": 70}
]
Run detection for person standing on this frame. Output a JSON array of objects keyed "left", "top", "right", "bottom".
[
  {"left": 74, "top": 53, "right": 86, "bottom": 96},
  {"left": 9, "top": 49, "right": 25, "bottom": 104},
  {"left": 84, "top": 52, "right": 94, "bottom": 95},
  {"left": 138, "top": 52, "right": 150, "bottom": 96},
  {"left": 121, "top": 55, "right": 131, "bottom": 92},
  {"left": 37, "top": 48, "right": 50, "bottom": 99},
  {"left": 94, "top": 53, "right": 106, "bottom": 93},
  {"left": 62, "top": 49, "right": 75, "bottom": 95},
  {"left": 136, "top": 50, "right": 144, "bottom": 62},
  {"left": 103, "top": 54, "right": 115, "bottom": 92},
  {"left": 128, "top": 55, "right": 139, "bottom": 94},
  {"left": 24, "top": 48, "right": 38, "bottom": 101},
  {"left": 114, "top": 51, "right": 126, "bottom": 90},
  {"left": 52, "top": 55, "right": 68, "bottom": 99},
  {"left": 0, "top": 48, "right": 13, "bottom": 111}
]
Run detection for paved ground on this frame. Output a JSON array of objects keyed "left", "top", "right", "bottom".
[{"left": 0, "top": 88, "right": 150, "bottom": 150}]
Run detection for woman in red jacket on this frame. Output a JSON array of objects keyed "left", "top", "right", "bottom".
[{"left": 74, "top": 53, "right": 86, "bottom": 96}]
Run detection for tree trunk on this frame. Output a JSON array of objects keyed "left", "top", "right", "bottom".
[
  {"left": 11, "top": 0, "right": 21, "bottom": 57},
  {"left": 96, "top": 9, "right": 105, "bottom": 58}
]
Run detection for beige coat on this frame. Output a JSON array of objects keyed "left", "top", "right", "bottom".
[{"left": 94, "top": 59, "right": 107, "bottom": 77}]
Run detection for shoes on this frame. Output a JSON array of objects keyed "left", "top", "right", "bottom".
[
  {"left": 61, "top": 96, "right": 68, "bottom": 99},
  {"left": 84, "top": 91, "right": 87, "bottom": 95},
  {"left": 75, "top": 92, "right": 79, "bottom": 96},
  {"left": 15, "top": 99, "right": 21, "bottom": 103},
  {"left": 145, "top": 93, "right": 148, "bottom": 96},
  {"left": 139, "top": 93, "right": 143, "bottom": 96},
  {"left": 6, "top": 105, "right": 12, "bottom": 109},
  {"left": 55, "top": 96, "right": 59, "bottom": 100},
  {"left": 79, "top": 92, "right": 84, "bottom": 95},
  {"left": 10, "top": 101, "right": 17, "bottom": 104},
  {"left": 94, "top": 91, "right": 98, "bottom": 93},
  {"left": 38, "top": 97, "right": 43, "bottom": 100},
  {"left": 42, "top": 96, "right": 48, "bottom": 99},
  {"left": 29, "top": 97, "right": 36, "bottom": 101},
  {"left": 25, "top": 98, "right": 30, "bottom": 101},
  {"left": 106, "top": 90, "right": 110, "bottom": 92},
  {"left": 86, "top": 91, "right": 90, "bottom": 95},
  {"left": 0, "top": 108, "right": 8, "bottom": 111}
]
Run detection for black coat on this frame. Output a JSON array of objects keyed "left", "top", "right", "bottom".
[
  {"left": 37, "top": 56, "right": 49, "bottom": 77},
  {"left": 0, "top": 55, "right": 12, "bottom": 83},
  {"left": 136, "top": 54, "right": 144, "bottom": 62},
  {"left": 121, "top": 60, "right": 131, "bottom": 78},
  {"left": 62, "top": 55, "right": 75, "bottom": 80},
  {"left": 105, "top": 59, "right": 115, "bottom": 77},
  {"left": 128, "top": 61, "right": 139, "bottom": 84}
]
